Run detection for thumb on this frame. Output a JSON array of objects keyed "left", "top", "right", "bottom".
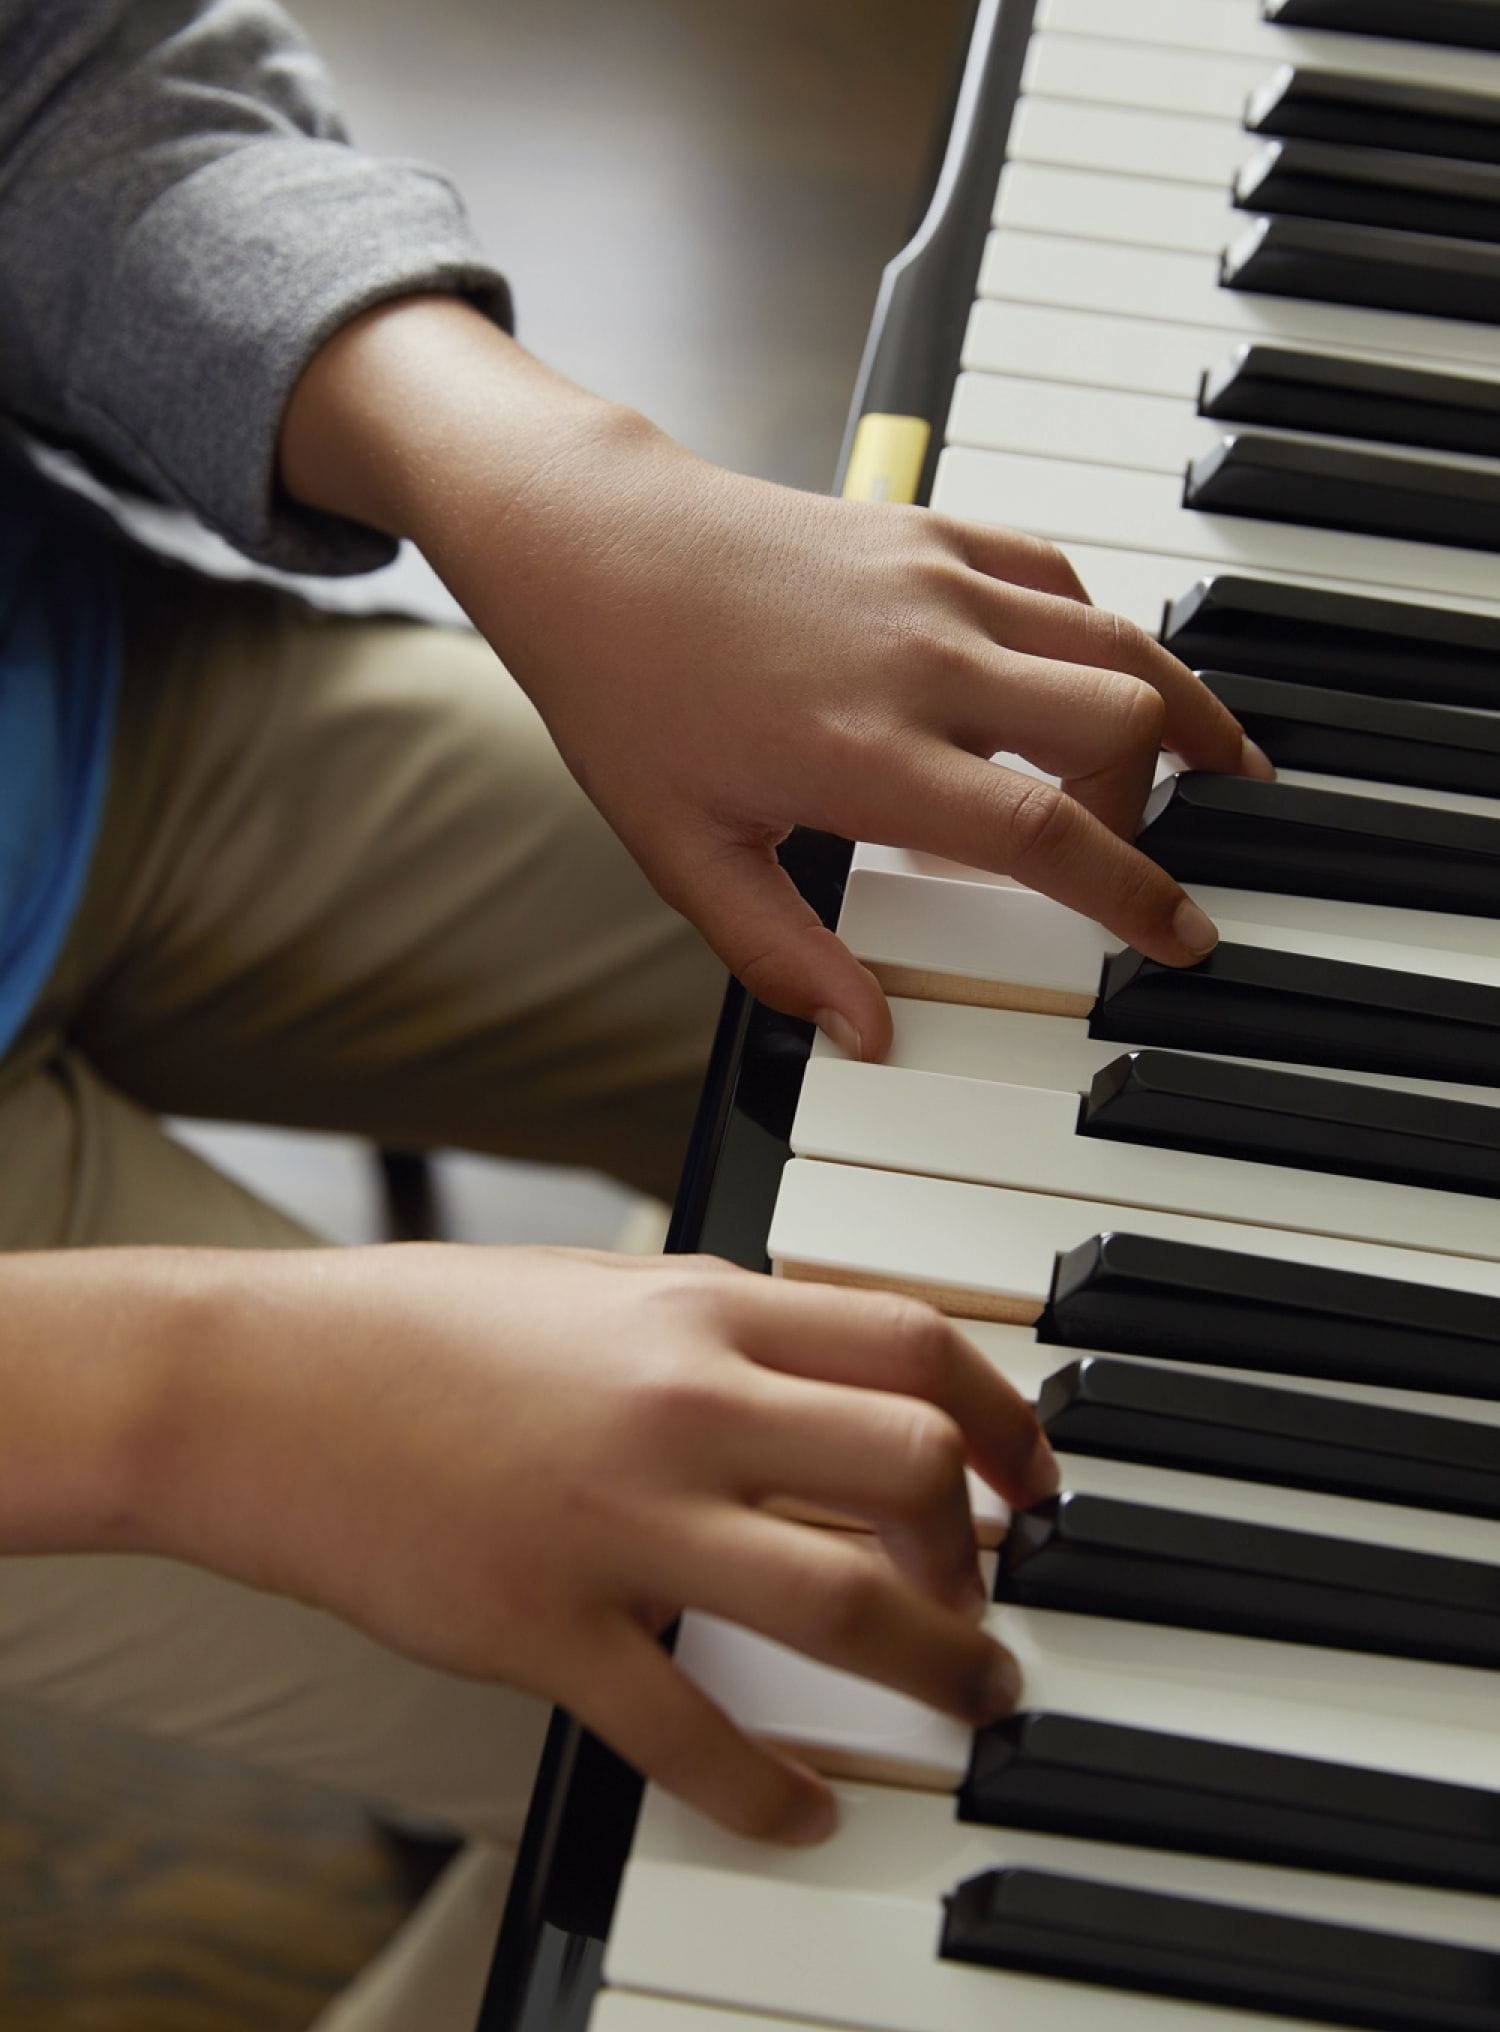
[{"left": 667, "top": 833, "right": 891, "bottom": 1061}]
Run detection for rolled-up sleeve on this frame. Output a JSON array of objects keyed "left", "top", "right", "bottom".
[{"left": 0, "top": 0, "right": 512, "bottom": 572}]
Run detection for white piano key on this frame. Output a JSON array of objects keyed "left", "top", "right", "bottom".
[
  {"left": 1054, "top": 1449, "right": 1500, "bottom": 1566},
  {"left": 839, "top": 866, "right": 1500, "bottom": 1005},
  {"left": 674, "top": 1611, "right": 975, "bottom": 1789},
  {"left": 961, "top": 298, "right": 1500, "bottom": 416},
  {"left": 852, "top": 846, "right": 1500, "bottom": 966},
  {"left": 608, "top": 1783, "right": 1500, "bottom": 2032},
  {"left": 1010, "top": 95, "right": 1243, "bottom": 188},
  {"left": 768, "top": 1159, "right": 1500, "bottom": 1320},
  {"left": 591, "top": 2001, "right": 832, "bottom": 2032},
  {"left": 1036, "top": 0, "right": 1500, "bottom": 94},
  {"left": 1022, "top": 29, "right": 1274, "bottom": 125},
  {"left": 674, "top": 1598, "right": 1500, "bottom": 1797},
  {"left": 934, "top": 444, "right": 1500, "bottom": 607},
  {"left": 791, "top": 1061, "right": 1500, "bottom": 1263},
  {"left": 943, "top": 366, "right": 1500, "bottom": 494},
  {"left": 977, "top": 230, "right": 1500, "bottom": 376},
  {"left": 995, "top": 161, "right": 1236, "bottom": 254},
  {"left": 1024, "top": 29, "right": 1500, "bottom": 141},
  {"left": 950, "top": 366, "right": 1500, "bottom": 492},
  {"left": 1003, "top": 537, "right": 1500, "bottom": 637},
  {"left": 842, "top": 994, "right": 1500, "bottom": 1114}
]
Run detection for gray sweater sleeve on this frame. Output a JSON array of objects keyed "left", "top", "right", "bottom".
[{"left": 0, "top": 0, "right": 512, "bottom": 572}]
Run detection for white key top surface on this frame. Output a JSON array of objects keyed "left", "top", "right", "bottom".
[
  {"left": 962, "top": 298, "right": 1500, "bottom": 420},
  {"left": 840, "top": 865, "right": 1500, "bottom": 998},
  {"left": 791, "top": 1060, "right": 1500, "bottom": 1262},
  {"left": 675, "top": 1597, "right": 1500, "bottom": 1794},
  {"left": 608, "top": 1783, "right": 1500, "bottom": 2032},
  {"left": 1010, "top": 538, "right": 1500, "bottom": 634},
  {"left": 769, "top": 1159, "right": 1500, "bottom": 1316},
  {"left": 1011, "top": 94, "right": 1243, "bottom": 187},
  {"left": 592, "top": 2004, "right": 830, "bottom": 2032},
  {"left": 849, "top": 994, "right": 1500, "bottom": 1111},
  {"left": 978, "top": 231, "right": 1500, "bottom": 376},
  {"left": 947, "top": 365, "right": 1500, "bottom": 483},
  {"left": 933, "top": 445, "right": 1500, "bottom": 607}
]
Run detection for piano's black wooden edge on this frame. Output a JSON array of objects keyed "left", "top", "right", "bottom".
[
  {"left": 839, "top": 0, "right": 1040, "bottom": 502},
  {"left": 474, "top": 827, "right": 855, "bottom": 2032},
  {"left": 474, "top": 0, "right": 1038, "bottom": 2017}
]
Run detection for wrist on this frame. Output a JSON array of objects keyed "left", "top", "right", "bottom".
[{"left": 279, "top": 294, "right": 648, "bottom": 559}]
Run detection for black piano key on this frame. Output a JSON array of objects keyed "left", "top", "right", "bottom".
[
  {"left": 1263, "top": 0, "right": 1500, "bottom": 55},
  {"left": 941, "top": 1866, "right": 1500, "bottom": 2030},
  {"left": 1038, "top": 1230, "right": 1500, "bottom": 1401},
  {"left": 1184, "top": 433, "right": 1500, "bottom": 554},
  {"left": 960, "top": 1710, "right": 1500, "bottom": 1890},
  {"left": 1079, "top": 1047, "right": 1500, "bottom": 1197},
  {"left": 1198, "top": 343, "right": 1500, "bottom": 459},
  {"left": 1135, "top": 771, "right": 1500, "bottom": 916},
  {"left": 995, "top": 1490, "right": 1500, "bottom": 1670},
  {"left": 1160, "top": 575, "right": 1500, "bottom": 709},
  {"left": 1235, "top": 137, "right": 1500, "bottom": 245},
  {"left": 1199, "top": 669, "right": 1500, "bottom": 797},
  {"left": 1035, "top": 1355, "right": 1500, "bottom": 1517},
  {"left": 1245, "top": 65, "right": 1500, "bottom": 168},
  {"left": 1091, "top": 941, "right": 1500, "bottom": 1090},
  {"left": 1222, "top": 213, "right": 1500, "bottom": 326}
]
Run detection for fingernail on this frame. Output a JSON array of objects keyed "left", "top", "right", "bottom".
[
  {"left": 783, "top": 1786, "right": 839, "bottom": 1845},
  {"left": 814, "top": 1008, "right": 863, "bottom": 1059},
  {"left": 983, "top": 1646, "right": 1023, "bottom": 1721},
  {"left": 1239, "top": 735, "right": 1277, "bottom": 781},
  {"left": 1172, "top": 897, "right": 1219, "bottom": 959}
]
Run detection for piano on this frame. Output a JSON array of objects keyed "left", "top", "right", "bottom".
[{"left": 477, "top": 1, "right": 1500, "bottom": 2027}]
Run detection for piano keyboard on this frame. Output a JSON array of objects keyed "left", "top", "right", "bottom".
[{"left": 483, "top": 2, "right": 1500, "bottom": 2029}]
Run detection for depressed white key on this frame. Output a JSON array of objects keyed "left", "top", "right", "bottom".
[
  {"left": 608, "top": 1782, "right": 1500, "bottom": 2032},
  {"left": 851, "top": 846, "right": 1500, "bottom": 966},
  {"left": 673, "top": 1600, "right": 1500, "bottom": 1796},
  {"left": 979, "top": 231, "right": 1500, "bottom": 376},
  {"left": 768, "top": 1159, "right": 1500, "bottom": 1320},
  {"left": 838, "top": 865, "right": 1500, "bottom": 1012},
  {"left": 934, "top": 445, "right": 1500, "bottom": 607}
]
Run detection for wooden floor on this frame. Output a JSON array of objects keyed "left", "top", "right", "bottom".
[{"left": 1, "top": 1, "right": 963, "bottom": 2028}]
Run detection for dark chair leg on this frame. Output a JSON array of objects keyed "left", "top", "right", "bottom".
[{"left": 376, "top": 1148, "right": 445, "bottom": 1241}]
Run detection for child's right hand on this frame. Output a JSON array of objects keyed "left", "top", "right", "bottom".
[{"left": 146, "top": 1243, "right": 1057, "bottom": 1843}]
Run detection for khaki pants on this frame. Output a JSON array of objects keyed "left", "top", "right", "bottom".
[{"left": 0, "top": 548, "right": 725, "bottom": 2026}]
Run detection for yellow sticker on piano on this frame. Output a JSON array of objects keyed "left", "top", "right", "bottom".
[{"left": 842, "top": 413, "right": 930, "bottom": 505}]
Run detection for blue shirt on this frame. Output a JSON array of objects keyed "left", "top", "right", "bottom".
[{"left": 0, "top": 466, "right": 120, "bottom": 1057}]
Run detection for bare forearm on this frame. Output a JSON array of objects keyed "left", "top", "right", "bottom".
[
  {"left": 0, "top": 1249, "right": 213, "bottom": 1556},
  {"left": 278, "top": 294, "right": 636, "bottom": 557}
]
